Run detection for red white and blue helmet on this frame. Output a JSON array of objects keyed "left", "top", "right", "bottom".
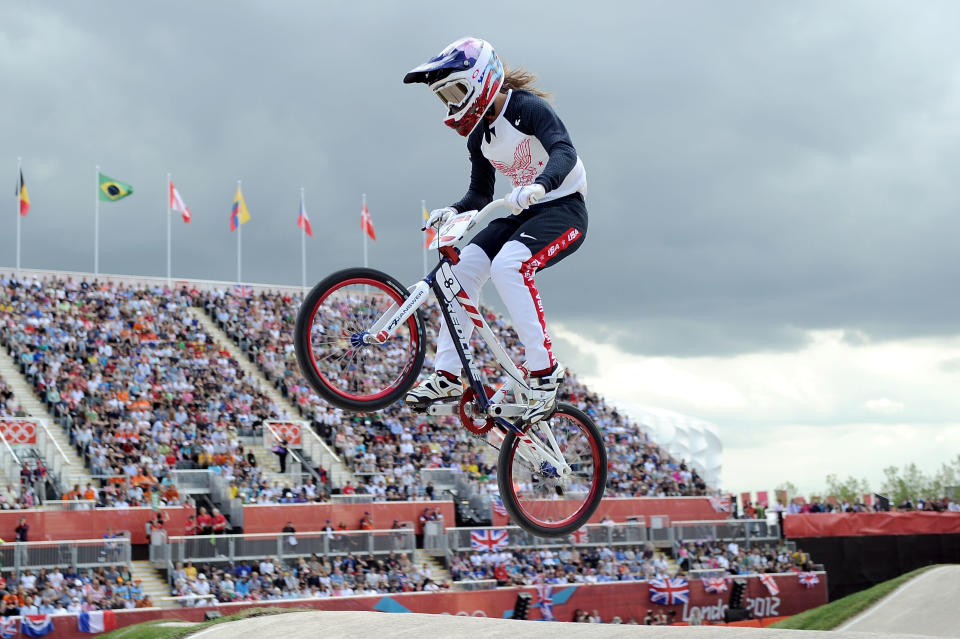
[{"left": 403, "top": 37, "right": 504, "bottom": 137}]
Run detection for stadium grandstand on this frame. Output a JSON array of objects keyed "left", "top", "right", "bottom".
[{"left": 0, "top": 269, "right": 828, "bottom": 629}]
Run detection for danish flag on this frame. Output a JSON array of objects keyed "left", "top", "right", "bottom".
[
  {"left": 649, "top": 577, "right": 689, "bottom": 605},
  {"left": 703, "top": 577, "right": 728, "bottom": 593},
  {"left": 798, "top": 572, "right": 820, "bottom": 588},
  {"left": 758, "top": 574, "right": 780, "bottom": 596},
  {"left": 470, "top": 529, "right": 509, "bottom": 552}
]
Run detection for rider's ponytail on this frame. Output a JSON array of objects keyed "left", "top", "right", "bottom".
[{"left": 501, "top": 65, "right": 552, "bottom": 99}]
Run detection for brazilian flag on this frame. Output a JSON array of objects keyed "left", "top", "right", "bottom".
[{"left": 98, "top": 172, "right": 134, "bottom": 202}]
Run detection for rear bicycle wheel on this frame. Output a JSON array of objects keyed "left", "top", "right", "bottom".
[
  {"left": 294, "top": 267, "right": 426, "bottom": 411},
  {"left": 497, "top": 403, "right": 607, "bottom": 537}
]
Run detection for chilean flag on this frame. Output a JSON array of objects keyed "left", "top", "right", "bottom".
[
  {"left": 78, "top": 610, "right": 117, "bottom": 633},
  {"left": 21, "top": 615, "right": 53, "bottom": 637}
]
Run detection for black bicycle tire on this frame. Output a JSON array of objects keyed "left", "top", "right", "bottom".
[
  {"left": 497, "top": 402, "right": 607, "bottom": 537},
  {"left": 294, "top": 267, "right": 426, "bottom": 412}
]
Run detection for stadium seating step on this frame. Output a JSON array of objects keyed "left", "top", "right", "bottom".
[
  {"left": 188, "top": 307, "right": 352, "bottom": 487},
  {"left": 0, "top": 346, "right": 94, "bottom": 490},
  {"left": 130, "top": 559, "right": 178, "bottom": 608},
  {"left": 413, "top": 548, "right": 452, "bottom": 587}
]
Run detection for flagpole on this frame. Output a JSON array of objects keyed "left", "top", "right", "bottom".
[
  {"left": 362, "top": 193, "right": 368, "bottom": 269},
  {"left": 421, "top": 199, "right": 427, "bottom": 275},
  {"left": 237, "top": 180, "right": 243, "bottom": 285},
  {"left": 16, "top": 158, "right": 22, "bottom": 275},
  {"left": 300, "top": 187, "right": 306, "bottom": 293},
  {"left": 94, "top": 165, "right": 100, "bottom": 276},
  {"left": 166, "top": 173, "right": 172, "bottom": 287}
]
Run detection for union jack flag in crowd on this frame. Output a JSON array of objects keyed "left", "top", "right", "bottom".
[
  {"left": 759, "top": 573, "right": 780, "bottom": 595},
  {"left": 490, "top": 494, "right": 507, "bottom": 517},
  {"left": 709, "top": 495, "right": 732, "bottom": 512},
  {"left": 536, "top": 574, "right": 555, "bottom": 621},
  {"left": 233, "top": 284, "right": 252, "bottom": 298},
  {"left": 649, "top": 577, "right": 689, "bottom": 605},
  {"left": 798, "top": 572, "right": 820, "bottom": 589},
  {"left": 470, "top": 529, "right": 509, "bottom": 552},
  {"left": 0, "top": 618, "right": 18, "bottom": 639},
  {"left": 703, "top": 577, "right": 728, "bottom": 593}
]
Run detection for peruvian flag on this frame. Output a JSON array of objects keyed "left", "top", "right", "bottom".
[
  {"left": 78, "top": 610, "right": 117, "bottom": 633},
  {"left": 758, "top": 574, "right": 780, "bottom": 596},
  {"left": 169, "top": 179, "right": 192, "bottom": 223},
  {"left": 361, "top": 200, "right": 376, "bottom": 241},
  {"left": 297, "top": 192, "right": 313, "bottom": 237}
]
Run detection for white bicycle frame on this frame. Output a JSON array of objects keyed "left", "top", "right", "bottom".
[{"left": 364, "top": 198, "right": 572, "bottom": 478}]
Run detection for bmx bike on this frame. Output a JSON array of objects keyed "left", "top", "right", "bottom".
[{"left": 294, "top": 198, "right": 606, "bottom": 537}]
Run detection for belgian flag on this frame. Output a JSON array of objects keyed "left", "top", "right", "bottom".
[
  {"left": 16, "top": 170, "right": 30, "bottom": 216},
  {"left": 98, "top": 172, "right": 134, "bottom": 202}
]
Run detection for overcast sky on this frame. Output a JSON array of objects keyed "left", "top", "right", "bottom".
[{"left": 3, "top": 1, "right": 960, "bottom": 496}]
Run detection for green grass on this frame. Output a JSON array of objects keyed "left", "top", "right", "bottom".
[
  {"left": 99, "top": 606, "right": 309, "bottom": 639},
  {"left": 771, "top": 564, "right": 940, "bottom": 630}
]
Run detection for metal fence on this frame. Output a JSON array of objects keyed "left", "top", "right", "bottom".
[
  {"left": 0, "top": 433, "right": 21, "bottom": 485},
  {"left": 151, "top": 528, "right": 416, "bottom": 567},
  {"left": 0, "top": 537, "right": 131, "bottom": 573},
  {"left": 671, "top": 519, "right": 780, "bottom": 546},
  {"left": 446, "top": 519, "right": 780, "bottom": 555},
  {"left": 446, "top": 522, "right": 649, "bottom": 553}
]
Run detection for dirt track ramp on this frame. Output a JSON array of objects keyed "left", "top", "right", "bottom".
[{"left": 187, "top": 609, "right": 942, "bottom": 639}]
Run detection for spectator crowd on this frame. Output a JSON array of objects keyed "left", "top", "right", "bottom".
[
  {"left": 0, "top": 565, "right": 153, "bottom": 616},
  {"left": 170, "top": 552, "right": 445, "bottom": 605}
]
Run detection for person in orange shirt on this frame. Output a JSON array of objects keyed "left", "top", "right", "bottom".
[
  {"left": 82, "top": 484, "right": 97, "bottom": 501},
  {"left": 359, "top": 512, "right": 373, "bottom": 531},
  {"left": 163, "top": 484, "right": 180, "bottom": 504}
]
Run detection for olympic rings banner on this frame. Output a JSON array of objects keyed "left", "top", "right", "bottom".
[
  {"left": 0, "top": 419, "right": 39, "bottom": 445},
  {"left": 264, "top": 420, "right": 304, "bottom": 448}
]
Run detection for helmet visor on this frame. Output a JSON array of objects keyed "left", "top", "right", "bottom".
[{"left": 434, "top": 80, "right": 471, "bottom": 109}]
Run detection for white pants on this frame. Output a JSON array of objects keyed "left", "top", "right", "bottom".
[{"left": 434, "top": 242, "right": 555, "bottom": 375}]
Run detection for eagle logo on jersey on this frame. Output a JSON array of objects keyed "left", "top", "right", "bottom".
[{"left": 491, "top": 138, "right": 537, "bottom": 187}]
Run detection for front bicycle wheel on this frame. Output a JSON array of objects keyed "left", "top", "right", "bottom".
[
  {"left": 294, "top": 267, "right": 426, "bottom": 412},
  {"left": 497, "top": 403, "right": 607, "bottom": 537}
]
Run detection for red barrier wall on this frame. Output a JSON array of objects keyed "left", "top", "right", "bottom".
[
  {"left": 784, "top": 512, "right": 960, "bottom": 538},
  {"left": 26, "top": 572, "right": 826, "bottom": 638},
  {"left": 241, "top": 501, "right": 456, "bottom": 535},
  {"left": 0, "top": 506, "right": 193, "bottom": 544},
  {"left": 491, "top": 496, "right": 724, "bottom": 527}
]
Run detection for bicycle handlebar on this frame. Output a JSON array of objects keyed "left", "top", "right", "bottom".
[{"left": 465, "top": 198, "right": 507, "bottom": 235}]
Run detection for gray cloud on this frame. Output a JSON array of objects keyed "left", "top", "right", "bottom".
[{"left": 3, "top": 1, "right": 960, "bottom": 358}]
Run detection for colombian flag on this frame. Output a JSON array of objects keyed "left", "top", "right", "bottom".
[
  {"left": 16, "top": 170, "right": 29, "bottom": 216},
  {"left": 229, "top": 184, "right": 251, "bottom": 231}
]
